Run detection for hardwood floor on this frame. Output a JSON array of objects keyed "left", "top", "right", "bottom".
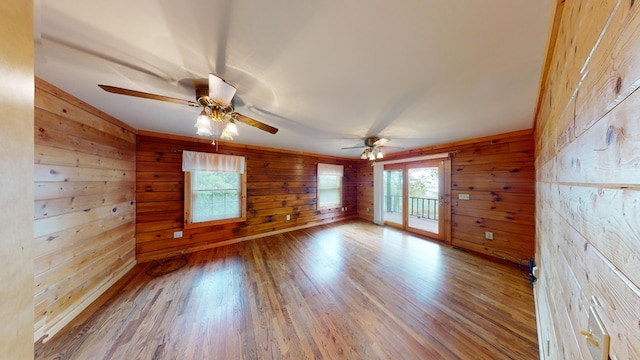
[{"left": 35, "top": 219, "right": 538, "bottom": 359}]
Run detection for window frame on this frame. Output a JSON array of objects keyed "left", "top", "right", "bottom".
[
  {"left": 183, "top": 154, "right": 247, "bottom": 229},
  {"left": 317, "top": 163, "right": 344, "bottom": 210}
]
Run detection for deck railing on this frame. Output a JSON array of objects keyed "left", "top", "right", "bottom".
[{"left": 384, "top": 195, "right": 439, "bottom": 220}]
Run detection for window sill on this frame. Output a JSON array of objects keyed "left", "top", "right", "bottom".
[{"left": 184, "top": 215, "right": 246, "bottom": 229}]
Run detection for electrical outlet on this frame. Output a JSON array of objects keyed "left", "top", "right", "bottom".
[
  {"left": 458, "top": 194, "right": 470, "bottom": 200},
  {"left": 173, "top": 231, "right": 183, "bottom": 238},
  {"left": 286, "top": 214, "right": 291, "bottom": 221},
  {"left": 366, "top": 207, "right": 370, "bottom": 212},
  {"left": 484, "top": 231, "right": 493, "bottom": 240}
]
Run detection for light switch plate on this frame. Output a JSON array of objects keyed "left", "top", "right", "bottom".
[
  {"left": 458, "top": 194, "right": 470, "bottom": 200},
  {"left": 587, "top": 306, "right": 609, "bottom": 360}
]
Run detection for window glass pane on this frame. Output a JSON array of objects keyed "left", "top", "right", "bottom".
[
  {"left": 408, "top": 167, "right": 440, "bottom": 234},
  {"left": 383, "top": 169, "right": 403, "bottom": 224},
  {"left": 318, "top": 175, "right": 339, "bottom": 189},
  {"left": 318, "top": 174, "right": 341, "bottom": 208},
  {"left": 319, "top": 189, "right": 340, "bottom": 207},
  {"left": 191, "top": 171, "right": 241, "bottom": 223}
]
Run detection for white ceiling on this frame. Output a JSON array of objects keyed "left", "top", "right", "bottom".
[{"left": 34, "top": 0, "right": 554, "bottom": 158}]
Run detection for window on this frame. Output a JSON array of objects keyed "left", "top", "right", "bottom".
[
  {"left": 317, "top": 163, "right": 343, "bottom": 209},
  {"left": 183, "top": 151, "right": 246, "bottom": 227}
]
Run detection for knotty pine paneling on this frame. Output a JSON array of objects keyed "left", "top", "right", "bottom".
[
  {"left": 33, "top": 79, "right": 137, "bottom": 343},
  {"left": 448, "top": 136, "right": 535, "bottom": 260},
  {"left": 0, "top": 2, "right": 34, "bottom": 358},
  {"left": 360, "top": 131, "right": 536, "bottom": 261},
  {"left": 356, "top": 164, "right": 374, "bottom": 222},
  {"left": 534, "top": 1, "right": 640, "bottom": 359},
  {"left": 136, "top": 133, "right": 359, "bottom": 262}
]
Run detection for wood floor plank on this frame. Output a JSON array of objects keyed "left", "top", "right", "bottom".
[{"left": 35, "top": 220, "right": 538, "bottom": 359}]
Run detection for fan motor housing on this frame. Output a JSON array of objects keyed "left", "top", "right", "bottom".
[
  {"left": 196, "top": 87, "right": 234, "bottom": 111},
  {"left": 364, "top": 137, "right": 380, "bottom": 147},
  {"left": 196, "top": 87, "right": 214, "bottom": 107}
]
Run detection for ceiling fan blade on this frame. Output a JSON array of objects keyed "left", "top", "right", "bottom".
[
  {"left": 98, "top": 85, "right": 200, "bottom": 107},
  {"left": 233, "top": 113, "right": 279, "bottom": 134},
  {"left": 341, "top": 146, "right": 366, "bottom": 150}
]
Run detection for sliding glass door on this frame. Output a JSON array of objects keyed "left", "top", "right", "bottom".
[{"left": 383, "top": 160, "right": 449, "bottom": 241}]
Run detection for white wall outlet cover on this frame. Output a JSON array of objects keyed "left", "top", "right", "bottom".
[
  {"left": 173, "top": 231, "right": 183, "bottom": 238},
  {"left": 584, "top": 307, "right": 609, "bottom": 360},
  {"left": 458, "top": 194, "right": 470, "bottom": 200}
]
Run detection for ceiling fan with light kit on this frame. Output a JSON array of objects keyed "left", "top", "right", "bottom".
[
  {"left": 99, "top": 73, "right": 278, "bottom": 145},
  {"left": 342, "top": 136, "right": 403, "bottom": 161}
]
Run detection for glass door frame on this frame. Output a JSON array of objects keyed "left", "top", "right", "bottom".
[{"left": 383, "top": 159, "right": 451, "bottom": 243}]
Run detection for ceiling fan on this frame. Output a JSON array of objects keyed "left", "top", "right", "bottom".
[
  {"left": 342, "top": 136, "right": 400, "bottom": 160},
  {"left": 98, "top": 73, "right": 278, "bottom": 142}
]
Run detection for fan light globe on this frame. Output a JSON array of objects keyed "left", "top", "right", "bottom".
[
  {"left": 225, "top": 120, "right": 239, "bottom": 137},
  {"left": 195, "top": 110, "right": 210, "bottom": 128},
  {"left": 220, "top": 128, "right": 234, "bottom": 141},
  {"left": 196, "top": 126, "right": 213, "bottom": 137},
  {"left": 194, "top": 110, "right": 213, "bottom": 136}
]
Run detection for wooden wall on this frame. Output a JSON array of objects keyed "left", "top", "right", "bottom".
[
  {"left": 358, "top": 130, "right": 535, "bottom": 261},
  {"left": 0, "top": 0, "right": 34, "bottom": 358},
  {"left": 34, "top": 79, "right": 137, "bottom": 342},
  {"left": 136, "top": 132, "right": 359, "bottom": 262},
  {"left": 356, "top": 165, "right": 374, "bottom": 222},
  {"left": 534, "top": 0, "right": 640, "bottom": 358}
]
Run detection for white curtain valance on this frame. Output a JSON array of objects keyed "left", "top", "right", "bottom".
[
  {"left": 317, "top": 163, "right": 344, "bottom": 177},
  {"left": 182, "top": 151, "right": 245, "bottom": 173}
]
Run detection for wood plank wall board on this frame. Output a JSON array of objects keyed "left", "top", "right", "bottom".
[
  {"left": 135, "top": 133, "right": 360, "bottom": 262},
  {"left": 0, "top": 0, "right": 34, "bottom": 357},
  {"left": 33, "top": 78, "right": 137, "bottom": 343},
  {"left": 558, "top": 84, "right": 640, "bottom": 185},
  {"left": 356, "top": 131, "right": 536, "bottom": 261},
  {"left": 575, "top": 0, "right": 640, "bottom": 136},
  {"left": 534, "top": 0, "right": 640, "bottom": 358},
  {"left": 556, "top": 185, "right": 640, "bottom": 287}
]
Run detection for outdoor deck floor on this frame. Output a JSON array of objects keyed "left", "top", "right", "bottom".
[{"left": 384, "top": 212, "right": 439, "bottom": 234}]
